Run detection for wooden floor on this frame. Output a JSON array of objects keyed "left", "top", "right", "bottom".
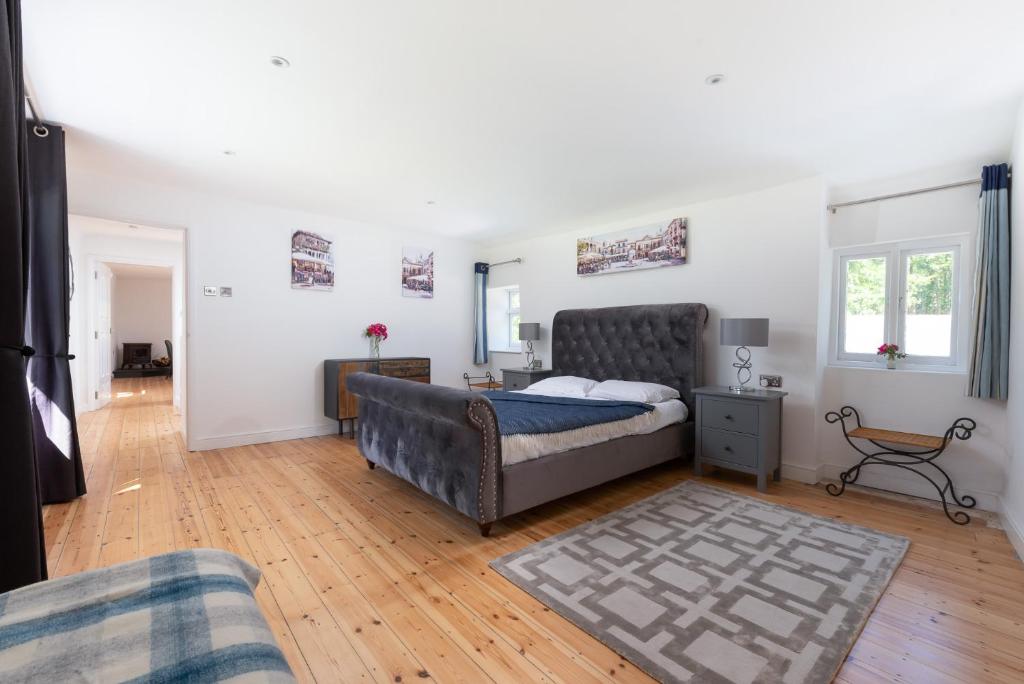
[{"left": 45, "top": 378, "right": 1024, "bottom": 683}]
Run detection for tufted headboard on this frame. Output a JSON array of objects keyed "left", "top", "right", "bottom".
[{"left": 550, "top": 303, "right": 708, "bottom": 417}]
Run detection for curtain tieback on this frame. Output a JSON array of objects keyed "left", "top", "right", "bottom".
[
  {"left": 0, "top": 344, "right": 35, "bottom": 357},
  {"left": 16, "top": 349, "right": 76, "bottom": 359}
]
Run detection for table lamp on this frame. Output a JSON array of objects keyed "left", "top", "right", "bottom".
[
  {"left": 720, "top": 318, "right": 769, "bottom": 392},
  {"left": 518, "top": 323, "right": 540, "bottom": 369}
]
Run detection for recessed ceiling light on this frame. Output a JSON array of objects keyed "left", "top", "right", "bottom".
[
  {"left": 426, "top": 200, "right": 436, "bottom": 205},
  {"left": 705, "top": 74, "right": 725, "bottom": 86},
  {"left": 128, "top": 224, "right": 139, "bottom": 230},
  {"left": 270, "top": 56, "right": 291, "bottom": 68},
  {"left": 222, "top": 149, "right": 236, "bottom": 156}
]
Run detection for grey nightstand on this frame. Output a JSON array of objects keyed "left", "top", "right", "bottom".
[
  {"left": 500, "top": 367, "right": 553, "bottom": 391},
  {"left": 693, "top": 386, "right": 787, "bottom": 492}
]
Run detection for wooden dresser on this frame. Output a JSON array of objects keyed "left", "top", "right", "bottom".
[{"left": 324, "top": 357, "right": 430, "bottom": 434}]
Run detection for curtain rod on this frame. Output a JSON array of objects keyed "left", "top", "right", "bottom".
[
  {"left": 23, "top": 74, "right": 49, "bottom": 137},
  {"left": 490, "top": 258, "right": 522, "bottom": 267},
  {"left": 826, "top": 173, "right": 1010, "bottom": 214}
]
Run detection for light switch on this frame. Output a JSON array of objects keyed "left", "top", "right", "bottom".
[{"left": 219, "top": 286, "right": 232, "bottom": 297}]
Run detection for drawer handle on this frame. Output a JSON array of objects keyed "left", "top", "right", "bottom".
[
  {"left": 723, "top": 445, "right": 733, "bottom": 453},
  {"left": 724, "top": 414, "right": 734, "bottom": 420}
]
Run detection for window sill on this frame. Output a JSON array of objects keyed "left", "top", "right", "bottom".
[
  {"left": 488, "top": 349, "right": 521, "bottom": 354},
  {"left": 827, "top": 361, "right": 966, "bottom": 376}
]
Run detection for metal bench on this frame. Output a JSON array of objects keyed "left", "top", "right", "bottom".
[
  {"left": 463, "top": 371, "right": 501, "bottom": 391},
  {"left": 825, "top": 406, "right": 976, "bottom": 524}
]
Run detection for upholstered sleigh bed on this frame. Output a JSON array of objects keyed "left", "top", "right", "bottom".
[{"left": 347, "top": 303, "right": 708, "bottom": 535}]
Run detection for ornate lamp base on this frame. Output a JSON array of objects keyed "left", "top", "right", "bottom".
[{"left": 729, "top": 345, "right": 754, "bottom": 392}]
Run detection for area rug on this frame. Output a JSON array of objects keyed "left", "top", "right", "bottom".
[{"left": 491, "top": 481, "right": 908, "bottom": 683}]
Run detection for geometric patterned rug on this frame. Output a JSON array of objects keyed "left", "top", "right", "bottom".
[{"left": 491, "top": 481, "right": 909, "bottom": 683}]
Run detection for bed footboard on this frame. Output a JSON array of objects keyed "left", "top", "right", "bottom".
[{"left": 346, "top": 372, "right": 502, "bottom": 531}]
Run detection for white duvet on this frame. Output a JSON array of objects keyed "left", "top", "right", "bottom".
[{"left": 500, "top": 397, "right": 688, "bottom": 467}]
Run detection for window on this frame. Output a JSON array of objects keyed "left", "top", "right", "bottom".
[
  {"left": 486, "top": 285, "right": 521, "bottom": 352},
  {"left": 507, "top": 287, "right": 521, "bottom": 349},
  {"left": 834, "top": 237, "right": 965, "bottom": 369}
]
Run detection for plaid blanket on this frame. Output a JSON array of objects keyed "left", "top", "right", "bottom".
[{"left": 0, "top": 549, "right": 295, "bottom": 683}]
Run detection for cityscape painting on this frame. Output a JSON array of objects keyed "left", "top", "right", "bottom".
[
  {"left": 576, "top": 217, "right": 687, "bottom": 276},
  {"left": 402, "top": 246, "right": 434, "bottom": 298},
  {"left": 291, "top": 230, "right": 335, "bottom": 290}
]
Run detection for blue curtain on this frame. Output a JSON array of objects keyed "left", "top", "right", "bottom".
[
  {"left": 968, "top": 163, "right": 1011, "bottom": 399},
  {"left": 474, "top": 263, "right": 489, "bottom": 364}
]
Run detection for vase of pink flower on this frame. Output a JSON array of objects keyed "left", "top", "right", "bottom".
[
  {"left": 877, "top": 343, "right": 906, "bottom": 369},
  {"left": 364, "top": 322, "right": 388, "bottom": 359}
]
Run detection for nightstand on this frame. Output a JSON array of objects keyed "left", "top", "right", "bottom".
[
  {"left": 500, "top": 367, "right": 553, "bottom": 391},
  {"left": 693, "top": 386, "right": 787, "bottom": 492}
]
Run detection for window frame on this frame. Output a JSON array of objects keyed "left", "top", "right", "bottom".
[
  {"left": 485, "top": 284, "right": 521, "bottom": 353},
  {"left": 506, "top": 287, "right": 521, "bottom": 351},
  {"left": 831, "top": 235, "right": 968, "bottom": 372},
  {"left": 835, "top": 250, "right": 893, "bottom": 364}
]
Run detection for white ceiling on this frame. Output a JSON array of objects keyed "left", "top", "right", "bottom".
[
  {"left": 73, "top": 215, "right": 184, "bottom": 242},
  {"left": 104, "top": 262, "right": 172, "bottom": 279},
  {"left": 22, "top": 1, "right": 1024, "bottom": 241}
]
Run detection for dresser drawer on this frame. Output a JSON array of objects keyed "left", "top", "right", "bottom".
[
  {"left": 380, "top": 359, "right": 429, "bottom": 372},
  {"left": 701, "top": 398, "right": 758, "bottom": 435},
  {"left": 504, "top": 373, "right": 529, "bottom": 391},
  {"left": 382, "top": 366, "right": 431, "bottom": 379},
  {"left": 701, "top": 427, "right": 758, "bottom": 468}
]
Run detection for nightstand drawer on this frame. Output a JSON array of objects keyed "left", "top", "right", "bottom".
[
  {"left": 701, "top": 398, "right": 758, "bottom": 435},
  {"left": 503, "top": 374, "right": 529, "bottom": 391},
  {"left": 701, "top": 427, "right": 758, "bottom": 468}
]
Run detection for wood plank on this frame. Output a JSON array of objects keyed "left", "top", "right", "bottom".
[{"left": 848, "top": 426, "right": 946, "bottom": 450}]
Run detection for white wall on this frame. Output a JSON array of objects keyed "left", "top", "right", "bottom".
[
  {"left": 66, "top": 169, "right": 479, "bottom": 451},
  {"left": 481, "top": 177, "right": 828, "bottom": 480},
  {"left": 65, "top": 156, "right": 1018, "bottom": 522},
  {"left": 818, "top": 172, "right": 1008, "bottom": 511},
  {"left": 112, "top": 276, "right": 173, "bottom": 366},
  {"left": 1004, "top": 101, "right": 1024, "bottom": 557}
]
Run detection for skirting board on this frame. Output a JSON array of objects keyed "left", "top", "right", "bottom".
[
  {"left": 780, "top": 462, "right": 820, "bottom": 484},
  {"left": 188, "top": 423, "right": 338, "bottom": 451},
  {"left": 1001, "top": 501, "right": 1024, "bottom": 562},
  {"left": 818, "top": 462, "right": 1000, "bottom": 512}
]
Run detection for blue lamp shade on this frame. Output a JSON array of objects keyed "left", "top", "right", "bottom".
[{"left": 720, "top": 318, "right": 769, "bottom": 347}]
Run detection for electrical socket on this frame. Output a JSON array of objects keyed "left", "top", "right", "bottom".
[
  {"left": 759, "top": 374, "right": 783, "bottom": 388},
  {"left": 203, "top": 286, "right": 217, "bottom": 296}
]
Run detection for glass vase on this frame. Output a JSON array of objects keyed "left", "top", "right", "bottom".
[{"left": 370, "top": 337, "right": 381, "bottom": 360}]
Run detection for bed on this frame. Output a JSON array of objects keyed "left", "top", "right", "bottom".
[{"left": 347, "top": 303, "right": 707, "bottom": 535}]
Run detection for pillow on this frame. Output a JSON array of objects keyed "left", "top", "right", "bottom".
[
  {"left": 588, "top": 379, "right": 680, "bottom": 403},
  {"left": 517, "top": 375, "right": 597, "bottom": 398}
]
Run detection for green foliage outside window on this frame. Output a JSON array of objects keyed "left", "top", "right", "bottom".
[
  {"left": 845, "top": 252, "right": 952, "bottom": 316},
  {"left": 906, "top": 252, "right": 952, "bottom": 315},
  {"left": 845, "top": 257, "right": 886, "bottom": 315}
]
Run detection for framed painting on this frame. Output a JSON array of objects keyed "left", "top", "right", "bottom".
[
  {"left": 577, "top": 217, "right": 687, "bottom": 276},
  {"left": 291, "top": 230, "right": 334, "bottom": 290}
]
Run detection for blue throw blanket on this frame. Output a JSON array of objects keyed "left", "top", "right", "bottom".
[
  {"left": 482, "top": 390, "right": 653, "bottom": 435},
  {"left": 0, "top": 549, "right": 295, "bottom": 682}
]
